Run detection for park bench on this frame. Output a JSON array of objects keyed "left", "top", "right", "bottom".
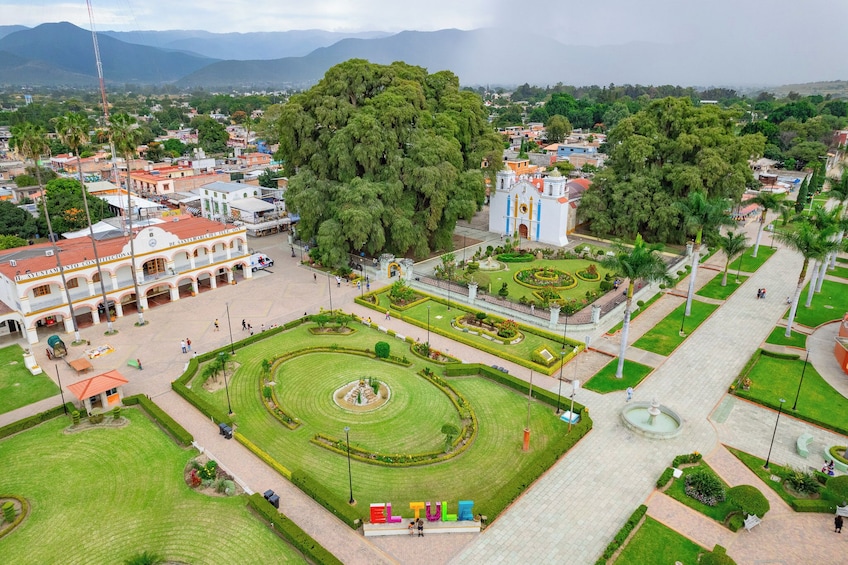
[
  {"left": 743, "top": 514, "right": 761, "bottom": 531},
  {"left": 796, "top": 433, "right": 813, "bottom": 458},
  {"left": 127, "top": 359, "right": 140, "bottom": 370}
]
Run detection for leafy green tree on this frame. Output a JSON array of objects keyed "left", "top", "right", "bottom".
[
  {"left": 749, "top": 192, "right": 785, "bottom": 257},
  {"left": 257, "top": 168, "right": 281, "bottom": 188},
  {"left": 0, "top": 200, "right": 36, "bottom": 238},
  {"left": 162, "top": 138, "right": 186, "bottom": 157},
  {"left": 35, "top": 178, "right": 113, "bottom": 235},
  {"left": 191, "top": 115, "right": 229, "bottom": 154},
  {"left": 0, "top": 234, "right": 27, "bottom": 250},
  {"left": 545, "top": 114, "right": 572, "bottom": 143},
  {"left": 601, "top": 101, "right": 631, "bottom": 130},
  {"left": 600, "top": 235, "right": 671, "bottom": 378},
  {"left": 273, "top": 60, "right": 501, "bottom": 265},
  {"left": 716, "top": 230, "right": 748, "bottom": 286},
  {"left": 795, "top": 177, "right": 810, "bottom": 212},
  {"left": 677, "top": 192, "right": 733, "bottom": 315}
]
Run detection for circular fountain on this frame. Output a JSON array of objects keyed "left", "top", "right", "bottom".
[
  {"left": 333, "top": 379, "right": 390, "bottom": 412},
  {"left": 620, "top": 397, "right": 683, "bottom": 439},
  {"left": 478, "top": 256, "right": 502, "bottom": 271}
]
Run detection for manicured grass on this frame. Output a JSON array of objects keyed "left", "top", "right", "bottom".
[
  {"left": 0, "top": 410, "right": 305, "bottom": 564},
  {"left": 193, "top": 323, "right": 578, "bottom": 521},
  {"left": 606, "top": 293, "right": 663, "bottom": 335},
  {"left": 632, "top": 300, "right": 719, "bottom": 356},
  {"left": 764, "top": 326, "right": 807, "bottom": 349},
  {"left": 727, "top": 245, "right": 776, "bottom": 273},
  {"left": 614, "top": 517, "right": 705, "bottom": 565},
  {"left": 664, "top": 461, "right": 737, "bottom": 524},
  {"left": 785, "top": 279, "right": 848, "bottom": 328},
  {"left": 826, "top": 265, "right": 848, "bottom": 280},
  {"left": 696, "top": 272, "right": 748, "bottom": 300},
  {"left": 0, "top": 344, "right": 59, "bottom": 415},
  {"left": 583, "top": 358, "right": 653, "bottom": 393},
  {"left": 466, "top": 257, "right": 615, "bottom": 303},
  {"left": 736, "top": 352, "right": 848, "bottom": 436}
]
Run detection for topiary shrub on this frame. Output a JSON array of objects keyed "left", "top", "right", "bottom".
[
  {"left": 827, "top": 475, "right": 848, "bottom": 505},
  {"left": 685, "top": 470, "right": 725, "bottom": 506},
  {"left": 374, "top": 341, "right": 390, "bottom": 359},
  {"left": 727, "top": 485, "right": 770, "bottom": 518},
  {"left": 498, "top": 282, "right": 509, "bottom": 297},
  {"left": 700, "top": 544, "right": 737, "bottom": 565},
  {"left": 112, "top": 406, "right": 121, "bottom": 420},
  {"left": 71, "top": 410, "right": 80, "bottom": 426},
  {"left": 2, "top": 501, "right": 15, "bottom": 523}
]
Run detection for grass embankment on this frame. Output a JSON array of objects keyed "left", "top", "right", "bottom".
[
  {"left": 632, "top": 300, "right": 719, "bottom": 356},
  {"left": 696, "top": 272, "right": 748, "bottom": 300},
  {"left": 613, "top": 517, "right": 705, "bottom": 564},
  {"left": 727, "top": 245, "right": 776, "bottom": 273},
  {"left": 584, "top": 358, "right": 654, "bottom": 393},
  {"left": 764, "top": 327, "right": 807, "bottom": 349},
  {"left": 784, "top": 279, "right": 848, "bottom": 328}
]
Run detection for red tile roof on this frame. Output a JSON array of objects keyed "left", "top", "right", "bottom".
[{"left": 67, "top": 369, "right": 128, "bottom": 400}]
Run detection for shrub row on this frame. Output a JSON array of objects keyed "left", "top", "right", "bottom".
[
  {"left": 123, "top": 394, "right": 193, "bottom": 446},
  {"left": 444, "top": 364, "right": 586, "bottom": 413},
  {"left": 595, "top": 504, "right": 648, "bottom": 564},
  {"left": 172, "top": 378, "right": 232, "bottom": 427},
  {"left": 247, "top": 493, "right": 343, "bottom": 565},
  {"left": 290, "top": 469, "right": 362, "bottom": 529},
  {"left": 408, "top": 343, "right": 460, "bottom": 364},
  {"left": 234, "top": 432, "right": 292, "bottom": 479},
  {"left": 496, "top": 252, "right": 534, "bottom": 262},
  {"left": 656, "top": 467, "right": 674, "bottom": 489},
  {"left": 266, "top": 387, "right": 300, "bottom": 430},
  {"left": 387, "top": 294, "right": 429, "bottom": 311},
  {"left": 0, "top": 402, "right": 75, "bottom": 440},
  {"left": 452, "top": 314, "right": 523, "bottom": 345},
  {"left": 0, "top": 495, "right": 28, "bottom": 540},
  {"left": 672, "top": 452, "right": 703, "bottom": 467}
]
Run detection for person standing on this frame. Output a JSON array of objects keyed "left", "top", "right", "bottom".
[
  {"left": 836, "top": 514, "right": 843, "bottom": 533},
  {"left": 626, "top": 387, "right": 633, "bottom": 402},
  {"left": 180, "top": 339, "right": 187, "bottom": 354},
  {"left": 313, "top": 273, "right": 317, "bottom": 283},
  {"left": 417, "top": 518, "right": 424, "bottom": 537},
  {"left": 242, "top": 319, "right": 247, "bottom": 331},
  {"left": 186, "top": 337, "right": 192, "bottom": 352},
  {"left": 214, "top": 319, "right": 220, "bottom": 331},
  {"left": 137, "top": 358, "right": 143, "bottom": 371}
]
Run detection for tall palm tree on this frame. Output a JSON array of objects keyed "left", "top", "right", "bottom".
[
  {"left": 10, "top": 123, "right": 82, "bottom": 342},
  {"left": 776, "top": 221, "right": 835, "bottom": 337},
  {"left": 53, "top": 112, "right": 114, "bottom": 333},
  {"left": 717, "top": 230, "right": 748, "bottom": 286},
  {"left": 749, "top": 192, "right": 785, "bottom": 258},
  {"left": 677, "top": 191, "right": 733, "bottom": 316},
  {"left": 826, "top": 172, "right": 848, "bottom": 270},
  {"left": 601, "top": 234, "right": 671, "bottom": 378},
  {"left": 109, "top": 112, "right": 145, "bottom": 326},
  {"left": 805, "top": 204, "right": 842, "bottom": 302}
]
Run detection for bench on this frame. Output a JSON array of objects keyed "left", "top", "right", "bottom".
[
  {"left": 796, "top": 433, "right": 813, "bottom": 458},
  {"left": 743, "top": 514, "right": 761, "bottom": 531},
  {"left": 127, "top": 359, "right": 140, "bottom": 370}
]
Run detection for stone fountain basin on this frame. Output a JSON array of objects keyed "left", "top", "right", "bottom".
[{"left": 620, "top": 401, "right": 683, "bottom": 439}]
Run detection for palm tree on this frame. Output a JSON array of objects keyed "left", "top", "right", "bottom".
[
  {"left": 601, "top": 234, "right": 671, "bottom": 378},
  {"left": 109, "top": 112, "right": 145, "bottom": 326},
  {"left": 677, "top": 192, "right": 733, "bottom": 316},
  {"left": 749, "top": 192, "right": 785, "bottom": 258},
  {"left": 53, "top": 112, "right": 115, "bottom": 333},
  {"left": 776, "top": 221, "right": 835, "bottom": 337},
  {"left": 10, "top": 123, "right": 82, "bottom": 342},
  {"left": 826, "top": 172, "right": 848, "bottom": 270},
  {"left": 806, "top": 204, "right": 845, "bottom": 298},
  {"left": 717, "top": 230, "right": 748, "bottom": 286}
]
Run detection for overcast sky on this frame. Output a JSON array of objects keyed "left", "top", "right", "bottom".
[{"left": 4, "top": 0, "right": 847, "bottom": 47}]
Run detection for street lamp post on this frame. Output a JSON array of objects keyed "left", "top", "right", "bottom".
[
  {"left": 763, "top": 398, "right": 786, "bottom": 470},
  {"left": 679, "top": 302, "right": 687, "bottom": 336},
  {"left": 220, "top": 352, "right": 233, "bottom": 415},
  {"left": 344, "top": 426, "right": 354, "bottom": 504},
  {"left": 225, "top": 302, "right": 235, "bottom": 355},
  {"left": 555, "top": 310, "right": 568, "bottom": 414},
  {"left": 568, "top": 378, "right": 581, "bottom": 433},
  {"left": 792, "top": 350, "right": 810, "bottom": 411},
  {"left": 426, "top": 305, "right": 431, "bottom": 346},
  {"left": 55, "top": 364, "right": 67, "bottom": 414}
]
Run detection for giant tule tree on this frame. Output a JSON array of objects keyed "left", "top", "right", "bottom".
[
  {"left": 579, "top": 97, "right": 764, "bottom": 243},
  {"left": 268, "top": 60, "right": 502, "bottom": 265}
]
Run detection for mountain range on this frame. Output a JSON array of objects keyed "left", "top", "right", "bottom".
[{"left": 1, "top": 22, "right": 845, "bottom": 90}]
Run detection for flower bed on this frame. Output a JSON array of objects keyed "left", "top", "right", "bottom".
[
  {"left": 410, "top": 342, "right": 461, "bottom": 364},
  {"left": 514, "top": 267, "right": 577, "bottom": 290}
]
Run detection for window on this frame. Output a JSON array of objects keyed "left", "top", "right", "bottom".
[
  {"left": 205, "top": 190, "right": 208, "bottom": 195},
  {"left": 243, "top": 193, "right": 247, "bottom": 198},
  {"left": 104, "top": 387, "right": 117, "bottom": 396},
  {"left": 143, "top": 258, "right": 166, "bottom": 276},
  {"left": 66, "top": 278, "right": 79, "bottom": 289},
  {"left": 33, "top": 285, "right": 51, "bottom": 297},
  {"left": 193, "top": 249, "right": 199, "bottom": 257},
  {"left": 222, "top": 203, "right": 228, "bottom": 215},
  {"left": 92, "top": 272, "right": 101, "bottom": 283}
]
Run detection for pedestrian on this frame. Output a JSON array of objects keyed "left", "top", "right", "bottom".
[
  {"left": 366, "top": 281, "right": 370, "bottom": 291},
  {"left": 530, "top": 304, "right": 535, "bottom": 315},
  {"left": 357, "top": 280, "right": 361, "bottom": 290},
  {"left": 242, "top": 319, "right": 247, "bottom": 331},
  {"left": 761, "top": 288, "right": 766, "bottom": 299},
  {"left": 214, "top": 319, "right": 220, "bottom": 331},
  {"left": 313, "top": 273, "right": 317, "bottom": 283},
  {"left": 248, "top": 323, "right": 253, "bottom": 336},
  {"left": 417, "top": 518, "right": 424, "bottom": 537},
  {"left": 336, "top": 275, "right": 341, "bottom": 288},
  {"left": 137, "top": 358, "right": 143, "bottom": 371},
  {"left": 261, "top": 323, "right": 265, "bottom": 332},
  {"left": 626, "top": 387, "right": 633, "bottom": 402},
  {"left": 836, "top": 515, "right": 843, "bottom": 533},
  {"left": 385, "top": 310, "right": 391, "bottom": 321},
  {"left": 408, "top": 521, "right": 415, "bottom": 536},
  {"left": 180, "top": 339, "right": 187, "bottom": 354},
  {"left": 785, "top": 296, "right": 791, "bottom": 304},
  {"left": 756, "top": 288, "right": 762, "bottom": 299},
  {"left": 186, "top": 337, "right": 192, "bottom": 351}
]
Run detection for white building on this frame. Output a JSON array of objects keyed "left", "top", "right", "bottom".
[
  {"left": 0, "top": 215, "right": 251, "bottom": 344},
  {"left": 488, "top": 168, "right": 570, "bottom": 246},
  {"left": 200, "top": 181, "right": 261, "bottom": 222}
]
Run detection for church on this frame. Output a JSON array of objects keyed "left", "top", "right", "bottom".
[{"left": 488, "top": 163, "right": 574, "bottom": 247}]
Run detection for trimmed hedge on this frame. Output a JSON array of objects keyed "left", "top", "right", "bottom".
[
  {"left": 496, "top": 252, "right": 534, "bottom": 262},
  {"left": 123, "top": 394, "right": 193, "bottom": 446},
  {"left": 0, "top": 494, "right": 29, "bottom": 540},
  {"left": 247, "top": 493, "right": 343, "bottom": 565},
  {"left": 595, "top": 504, "right": 648, "bottom": 564},
  {"left": 234, "top": 432, "right": 292, "bottom": 479},
  {"left": 656, "top": 467, "right": 674, "bottom": 489},
  {"left": 0, "top": 402, "right": 75, "bottom": 440},
  {"left": 290, "top": 469, "right": 362, "bottom": 529}
]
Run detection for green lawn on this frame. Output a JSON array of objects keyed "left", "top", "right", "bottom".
[
  {"left": 193, "top": 323, "right": 583, "bottom": 521},
  {"left": 614, "top": 517, "right": 705, "bottom": 565},
  {"left": 696, "top": 272, "right": 748, "bottom": 300},
  {"left": 633, "top": 300, "right": 719, "bottom": 356},
  {"left": 736, "top": 352, "right": 848, "bottom": 435},
  {"left": 784, "top": 279, "right": 848, "bottom": 328},
  {"left": 0, "top": 410, "right": 305, "bottom": 564},
  {"left": 727, "top": 245, "right": 777, "bottom": 273},
  {"left": 764, "top": 326, "right": 807, "bottom": 348},
  {"left": 584, "top": 358, "right": 654, "bottom": 393},
  {"left": 463, "top": 257, "right": 615, "bottom": 303},
  {"left": 664, "top": 461, "right": 737, "bottom": 524},
  {"left": 826, "top": 265, "right": 848, "bottom": 280},
  {"left": 606, "top": 293, "right": 663, "bottom": 335},
  {"left": 0, "top": 344, "right": 59, "bottom": 415}
]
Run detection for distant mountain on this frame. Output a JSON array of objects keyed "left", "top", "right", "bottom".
[
  {"left": 0, "top": 25, "right": 27, "bottom": 40},
  {"left": 0, "top": 22, "right": 218, "bottom": 85},
  {"left": 102, "top": 29, "right": 391, "bottom": 60}
]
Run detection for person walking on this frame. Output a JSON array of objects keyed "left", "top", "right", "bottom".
[
  {"left": 136, "top": 358, "right": 143, "bottom": 371},
  {"left": 260, "top": 323, "right": 265, "bottom": 333},
  {"left": 417, "top": 518, "right": 424, "bottom": 537},
  {"left": 336, "top": 275, "right": 342, "bottom": 288},
  {"left": 385, "top": 310, "right": 391, "bottom": 321},
  {"left": 242, "top": 319, "right": 247, "bottom": 331},
  {"left": 180, "top": 339, "right": 187, "bottom": 354},
  {"left": 626, "top": 387, "right": 633, "bottom": 402},
  {"left": 186, "top": 337, "right": 192, "bottom": 352},
  {"left": 214, "top": 319, "right": 220, "bottom": 331},
  {"left": 836, "top": 514, "right": 843, "bottom": 533},
  {"left": 313, "top": 273, "right": 317, "bottom": 283}
]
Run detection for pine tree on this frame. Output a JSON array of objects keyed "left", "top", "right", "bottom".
[{"left": 795, "top": 177, "right": 809, "bottom": 212}]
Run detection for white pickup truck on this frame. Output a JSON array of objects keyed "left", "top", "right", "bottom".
[{"left": 248, "top": 252, "right": 274, "bottom": 271}]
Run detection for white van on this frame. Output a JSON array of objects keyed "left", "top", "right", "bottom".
[{"left": 249, "top": 253, "right": 274, "bottom": 271}]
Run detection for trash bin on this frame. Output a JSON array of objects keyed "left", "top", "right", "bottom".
[
  {"left": 263, "top": 489, "right": 279, "bottom": 508},
  {"left": 218, "top": 422, "right": 233, "bottom": 439}
]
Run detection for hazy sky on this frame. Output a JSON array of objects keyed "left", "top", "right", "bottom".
[{"left": 4, "top": 0, "right": 847, "bottom": 46}]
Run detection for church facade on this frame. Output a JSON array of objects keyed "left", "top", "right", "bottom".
[{"left": 488, "top": 167, "right": 570, "bottom": 247}]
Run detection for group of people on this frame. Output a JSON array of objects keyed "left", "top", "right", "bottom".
[
  {"left": 756, "top": 288, "right": 767, "bottom": 299},
  {"left": 408, "top": 518, "right": 424, "bottom": 536},
  {"left": 822, "top": 459, "right": 836, "bottom": 476},
  {"left": 180, "top": 338, "right": 192, "bottom": 354}
]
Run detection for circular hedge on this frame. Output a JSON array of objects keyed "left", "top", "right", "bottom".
[
  {"left": 514, "top": 267, "right": 576, "bottom": 290},
  {"left": 727, "top": 485, "right": 770, "bottom": 518}
]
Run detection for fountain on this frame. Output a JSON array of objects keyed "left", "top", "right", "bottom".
[
  {"left": 478, "top": 256, "right": 502, "bottom": 271},
  {"left": 620, "top": 397, "right": 683, "bottom": 439},
  {"left": 334, "top": 379, "right": 390, "bottom": 412}
]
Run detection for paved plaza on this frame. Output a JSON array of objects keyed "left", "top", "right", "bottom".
[{"left": 2, "top": 222, "right": 848, "bottom": 564}]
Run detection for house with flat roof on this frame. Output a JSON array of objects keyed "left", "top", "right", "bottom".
[{"left": 199, "top": 181, "right": 261, "bottom": 222}]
